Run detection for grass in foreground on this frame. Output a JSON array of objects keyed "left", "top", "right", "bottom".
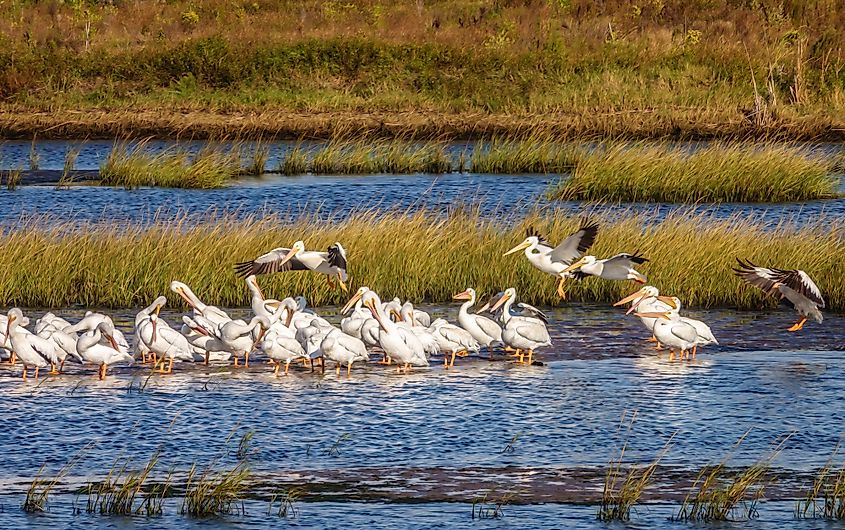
[
  {"left": 598, "top": 412, "right": 675, "bottom": 522},
  {"left": 99, "top": 140, "right": 241, "bottom": 189},
  {"left": 180, "top": 461, "right": 250, "bottom": 517},
  {"left": 673, "top": 433, "right": 791, "bottom": 522},
  {"left": 796, "top": 445, "right": 845, "bottom": 519},
  {"left": 23, "top": 443, "right": 93, "bottom": 513},
  {"left": 0, "top": 209, "right": 843, "bottom": 310},
  {"left": 548, "top": 142, "right": 840, "bottom": 203},
  {"left": 84, "top": 451, "right": 171, "bottom": 516}
]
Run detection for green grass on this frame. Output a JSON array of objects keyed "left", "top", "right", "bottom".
[
  {"left": 796, "top": 445, "right": 845, "bottom": 519},
  {"left": 283, "top": 138, "right": 452, "bottom": 175},
  {"left": 598, "top": 411, "right": 675, "bottom": 522},
  {"left": 84, "top": 450, "right": 171, "bottom": 516},
  {"left": 4, "top": 167, "right": 21, "bottom": 190},
  {"left": 470, "top": 136, "right": 583, "bottom": 174},
  {"left": 99, "top": 139, "right": 240, "bottom": 188},
  {"left": 548, "top": 142, "right": 840, "bottom": 203},
  {"left": 23, "top": 443, "right": 93, "bottom": 513},
  {"left": 674, "top": 432, "right": 792, "bottom": 522},
  {"left": 0, "top": 209, "right": 843, "bottom": 310},
  {"left": 180, "top": 461, "right": 250, "bottom": 517}
]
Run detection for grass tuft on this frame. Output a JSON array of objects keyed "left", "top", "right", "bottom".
[
  {"left": 84, "top": 450, "right": 171, "bottom": 516},
  {"left": 284, "top": 138, "right": 452, "bottom": 175},
  {"left": 181, "top": 460, "right": 250, "bottom": 517},
  {"left": 100, "top": 139, "right": 240, "bottom": 189},
  {"left": 548, "top": 141, "right": 840, "bottom": 203},
  {"left": 23, "top": 443, "right": 93, "bottom": 513},
  {"left": 796, "top": 444, "right": 845, "bottom": 519},
  {"left": 471, "top": 490, "right": 514, "bottom": 519},
  {"left": 4, "top": 167, "right": 22, "bottom": 190},
  {"left": 674, "top": 432, "right": 792, "bottom": 522},
  {"left": 268, "top": 486, "right": 306, "bottom": 518},
  {"left": 470, "top": 136, "right": 583, "bottom": 174},
  {"left": 598, "top": 411, "right": 675, "bottom": 522}
]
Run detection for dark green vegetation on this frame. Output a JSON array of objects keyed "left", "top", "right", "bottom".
[{"left": 1, "top": 1, "right": 844, "bottom": 139}]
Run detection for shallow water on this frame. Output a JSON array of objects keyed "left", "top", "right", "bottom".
[{"left": 0, "top": 304, "right": 842, "bottom": 529}]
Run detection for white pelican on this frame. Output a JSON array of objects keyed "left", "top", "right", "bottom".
[
  {"left": 341, "top": 286, "right": 371, "bottom": 339},
  {"left": 321, "top": 328, "right": 369, "bottom": 376},
  {"left": 234, "top": 240, "right": 349, "bottom": 292},
  {"left": 245, "top": 275, "right": 281, "bottom": 318},
  {"left": 634, "top": 309, "right": 698, "bottom": 361},
  {"left": 401, "top": 302, "right": 431, "bottom": 328},
  {"left": 429, "top": 318, "right": 479, "bottom": 368},
  {"left": 139, "top": 312, "right": 195, "bottom": 373},
  {"left": 170, "top": 280, "right": 232, "bottom": 326},
  {"left": 36, "top": 326, "right": 81, "bottom": 373},
  {"left": 504, "top": 219, "right": 599, "bottom": 297},
  {"left": 666, "top": 296, "right": 718, "bottom": 355},
  {"left": 391, "top": 303, "right": 440, "bottom": 358},
  {"left": 64, "top": 312, "right": 131, "bottom": 352},
  {"left": 5, "top": 309, "right": 53, "bottom": 380},
  {"left": 216, "top": 315, "right": 271, "bottom": 367},
  {"left": 76, "top": 321, "right": 134, "bottom": 379},
  {"left": 35, "top": 312, "right": 71, "bottom": 335},
  {"left": 563, "top": 252, "right": 649, "bottom": 284},
  {"left": 453, "top": 288, "right": 502, "bottom": 355},
  {"left": 262, "top": 327, "right": 307, "bottom": 376},
  {"left": 490, "top": 288, "right": 551, "bottom": 364},
  {"left": 363, "top": 291, "right": 427, "bottom": 373},
  {"left": 295, "top": 319, "right": 335, "bottom": 370},
  {"left": 614, "top": 286, "right": 676, "bottom": 346},
  {"left": 734, "top": 258, "right": 824, "bottom": 332},
  {"left": 480, "top": 291, "right": 548, "bottom": 327},
  {"left": 134, "top": 296, "right": 166, "bottom": 363}
]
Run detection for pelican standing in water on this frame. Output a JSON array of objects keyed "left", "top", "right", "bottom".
[
  {"left": 234, "top": 240, "right": 349, "bottom": 292},
  {"left": 453, "top": 288, "right": 502, "bottom": 358},
  {"left": 362, "top": 291, "right": 428, "bottom": 373},
  {"left": 170, "top": 280, "right": 232, "bottom": 326},
  {"left": 634, "top": 309, "right": 698, "bottom": 361},
  {"left": 5, "top": 309, "right": 52, "bottom": 380},
  {"left": 614, "top": 286, "right": 677, "bottom": 347},
  {"left": 77, "top": 321, "right": 134, "bottom": 379},
  {"left": 321, "top": 328, "right": 369, "bottom": 376},
  {"left": 504, "top": 220, "right": 599, "bottom": 298},
  {"left": 665, "top": 296, "right": 718, "bottom": 356},
  {"left": 430, "top": 318, "right": 479, "bottom": 368},
  {"left": 490, "top": 288, "right": 551, "bottom": 364},
  {"left": 563, "top": 252, "right": 649, "bottom": 284},
  {"left": 733, "top": 259, "right": 825, "bottom": 332}
]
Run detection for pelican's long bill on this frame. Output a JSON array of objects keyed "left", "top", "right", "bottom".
[
  {"left": 174, "top": 287, "right": 196, "bottom": 310},
  {"left": 634, "top": 311, "right": 671, "bottom": 320},
  {"left": 248, "top": 275, "right": 265, "bottom": 301},
  {"left": 365, "top": 298, "right": 388, "bottom": 333},
  {"left": 503, "top": 239, "right": 532, "bottom": 257},
  {"left": 656, "top": 295, "right": 677, "bottom": 309},
  {"left": 106, "top": 333, "right": 119, "bottom": 351},
  {"left": 562, "top": 256, "right": 588, "bottom": 274},
  {"left": 490, "top": 290, "right": 512, "bottom": 312},
  {"left": 614, "top": 289, "right": 644, "bottom": 307},
  {"left": 342, "top": 289, "right": 365, "bottom": 314},
  {"left": 4, "top": 313, "right": 14, "bottom": 346},
  {"left": 452, "top": 289, "right": 472, "bottom": 301},
  {"left": 278, "top": 244, "right": 303, "bottom": 268}
]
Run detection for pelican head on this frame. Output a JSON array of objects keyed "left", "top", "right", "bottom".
[
  {"left": 453, "top": 288, "right": 476, "bottom": 302},
  {"left": 5, "top": 308, "right": 23, "bottom": 345},
  {"left": 490, "top": 287, "right": 516, "bottom": 312},
  {"left": 97, "top": 321, "right": 120, "bottom": 351},
  {"left": 504, "top": 236, "right": 538, "bottom": 257},
  {"left": 279, "top": 240, "right": 306, "bottom": 267},
  {"left": 342, "top": 286, "right": 370, "bottom": 314},
  {"left": 563, "top": 255, "right": 596, "bottom": 274},
  {"left": 170, "top": 280, "right": 198, "bottom": 310},
  {"left": 362, "top": 292, "right": 388, "bottom": 333},
  {"left": 246, "top": 275, "right": 265, "bottom": 300},
  {"left": 615, "top": 286, "right": 660, "bottom": 314}
]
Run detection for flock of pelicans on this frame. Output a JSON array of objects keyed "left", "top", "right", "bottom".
[{"left": 0, "top": 220, "right": 827, "bottom": 381}]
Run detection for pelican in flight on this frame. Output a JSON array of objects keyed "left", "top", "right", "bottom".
[
  {"left": 234, "top": 241, "right": 349, "bottom": 292},
  {"left": 563, "top": 252, "right": 648, "bottom": 283},
  {"left": 734, "top": 259, "right": 824, "bottom": 332},
  {"left": 453, "top": 288, "right": 502, "bottom": 356},
  {"left": 490, "top": 288, "right": 551, "bottom": 364},
  {"left": 504, "top": 219, "right": 599, "bottom": 298}
]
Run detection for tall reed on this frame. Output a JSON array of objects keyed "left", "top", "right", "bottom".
[
  {"left": 0, "top": 210, "right": 842, "bottom": 309},
  {"left": 796, "top": 445, "right": 845, "bottom": 519},
  {"left": 470, "top": 136, "right": 583, "bottom": 173},
  {"left": 180, "top": 461, "right": 250, "bottom": 517},
  {"left": 84, "top": 450, "right": 171, "bottom": 516},
  {"left": 283, "top": 138, "right": 452, "bottom": 175},
  {"left": 548, "top": 141, "right": 840, "bottom": 203}
]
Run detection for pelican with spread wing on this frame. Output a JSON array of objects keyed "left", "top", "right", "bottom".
[
  {"left": 733, "top": 258, "right": 824, "bottom": 331},
  {"left": 503, "top": 219, "right": 599, "bottom": 298},
  {"left": 562, "top": 252, "right": 648, "bottom": 283},
  {"left": 234, "top": 241, "right": 348, "bottom": 292}
]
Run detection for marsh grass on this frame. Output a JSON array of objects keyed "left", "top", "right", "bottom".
[
  {"left": 57, "top": 147, "right": 81, "bottom": 189},
  {"left": 236, "top": 430, "right": 256, "bottom": 461},
  {"left": 4, "top": 167, "right": 21, "bottom": 190},
  {"left": 1, "top": 209, "right": 842, "bottom": 310},
  {"left": 598, "top": 411, "right": 675, "bottom": 522},
  {"left": 180, "top": 461, "right": 250, "bottom": 517},
  {"left": 268, "top": 486, "right": 306, "bottom": 518},
  {"left": 84, "top": 450, "right": 171, "bottom": 516},
  {"left": 245, "top": 142, "right": 269, "bottom": 176},
  {"left": 28, "top": 137, "right": 39, "bottom": 171},
  {"left": 470, "top": 136, "right": 584, "bottom": 174},
  {"left": 23, "top": 443, "right": 93, "bottom": 513},
  {"left": 295, "top": 138, "right": 452, "bottom": 175},
  {"left": 471, "top": 490, "right": 514, "bottom": 519},
  {"left": 674, "top": 432, "right": 792, "bottom": 522},
  {"left": 796, "top": 445, "right": 845, "bottom": 519},
  {"left": 549, "top": 141, "right": 840, "bottom": 203},
  {"left": 100, "top": 139, "right": 240, "bottom": 189}
]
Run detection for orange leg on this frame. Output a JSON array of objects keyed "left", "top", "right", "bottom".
[{"left": 787, "top": 317, "right": 807, "bottom": 332}]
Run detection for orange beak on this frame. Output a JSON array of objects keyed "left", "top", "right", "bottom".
[{"left": 452, "top": 290, "right": 472, "bottom": 301}]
